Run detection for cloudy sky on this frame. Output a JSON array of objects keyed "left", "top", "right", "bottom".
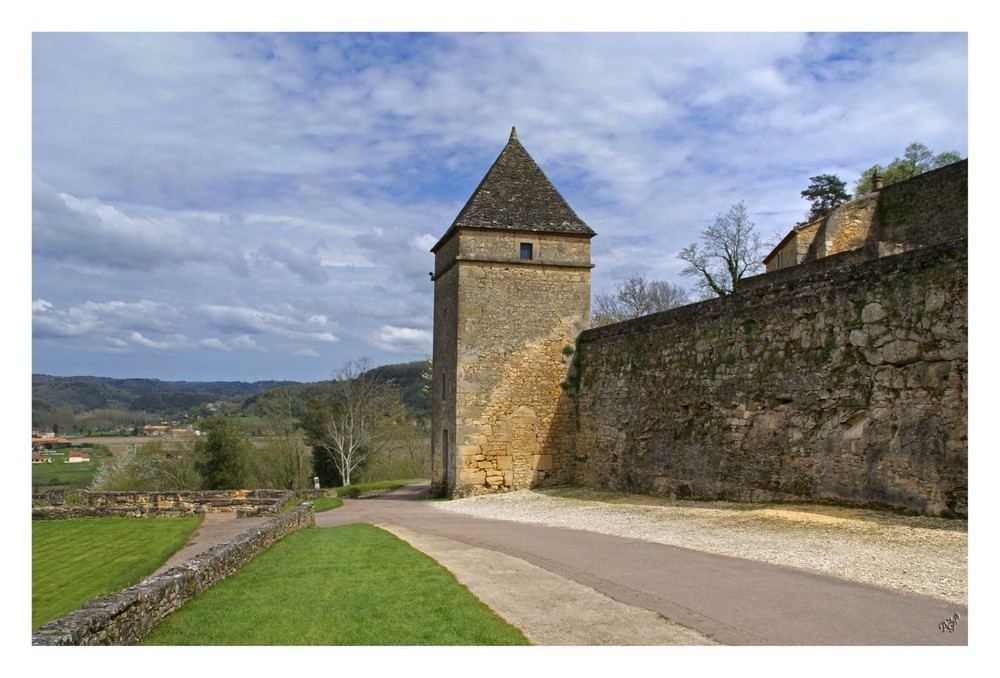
[{"left": 30, "top": 30, "right": 968, "bottom": 383}]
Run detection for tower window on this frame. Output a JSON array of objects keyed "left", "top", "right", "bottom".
[{"left": 520, "top": 242, "right": 534, "bottom": 260}]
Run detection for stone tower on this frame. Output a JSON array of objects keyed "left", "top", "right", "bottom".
[{"left": 430, "top": 128, "right": 595, "bottom": 497}]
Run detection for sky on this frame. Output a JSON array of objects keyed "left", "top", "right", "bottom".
[{"left": 28, "top": 28, "right": 970, "bottom": 383}]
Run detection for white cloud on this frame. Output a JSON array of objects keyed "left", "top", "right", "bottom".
[
  {"left": 256, "top": 240, "right": 329, "bottom": 284},
  {"left": 127, "top": 332, "right": 191, "bottom": 350},
  {"left": 197, "top": 304, "right": 339, "bottom": 343},
  {"left": 370, "top": 325, "right": 432, "bottom": 355},
  {"left": 32, "top": 298, "right": 180, "bottom": 339},
  {"left": 32, "top": 176, "right": 251, "bottom": 277},
  {"left": 30, "top": 32, "right": 967, "bottom": 380},
  {"left": 198, "top": 338, "right": 231, "bottom": 351}
]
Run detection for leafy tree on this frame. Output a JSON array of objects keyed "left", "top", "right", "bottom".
[
  {"left": 854, "top": 142, "right": 962, "bottom": 195},
  {"left": 592, "top": 275, "right": 689, "bottom": 326},
  {"left": 300, "top": 358, "right": 405, "bottom": 487},
  {"left": 800, "top": 174, "right": 851, "bottom": 223},
  {"left": 194, "top": 416, "right": 252, "bottom": 490},
  {"left": 678, "top": 201, "right": 764, "bottom": 298}
]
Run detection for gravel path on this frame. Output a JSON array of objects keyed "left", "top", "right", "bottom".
[{"left": 434, "top": 489, "right": 967, "bottom": 606}]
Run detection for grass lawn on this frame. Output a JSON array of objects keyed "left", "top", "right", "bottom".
[
  {"left": 143, "top": 524, "right": 530, "bottom": 645},
  {"left": 310, "top": 496, "right": 342, "bottom": 512},
  {"left": 283, "top": 496, "right": 342, "bottom": 513},
  {"left": 32, "top": 517, "right": 202, "bottom": 630}
]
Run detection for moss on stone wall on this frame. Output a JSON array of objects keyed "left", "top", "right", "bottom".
[{"left": 572, "top": 240, "right": 967, "bottom": 517}]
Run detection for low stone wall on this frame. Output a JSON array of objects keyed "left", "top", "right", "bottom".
[
  {"left": 31, "top": 489, "right": 325, "bottom": 519},
  {"left": 32, "top": 504, "right": 316, "bottom": 646}
]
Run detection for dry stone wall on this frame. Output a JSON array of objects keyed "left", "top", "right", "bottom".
[
  {"left": 32, "top": 504, "right": 315, "bottom": 645},
  {"left": 571, "top": 239, "right": 967, "bottom": 517},
  {"left": 31, "top": 489, "right": 310, "bottom": 519}
]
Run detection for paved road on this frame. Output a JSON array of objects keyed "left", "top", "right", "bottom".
[{"left": 316, "top": 483, "right": 967, "bottom": 646}]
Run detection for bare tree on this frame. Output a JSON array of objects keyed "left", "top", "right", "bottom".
[
  {"left": 593, "top": 275, "right": 689, "bottom": 326},
  {"left": 678, "top": 201, "right": 764, "bottom": 297},
  {"left": 249, "top": 394, "right": 313, "bottom": 489},
  {"left": 302, "top": 358, "right": 405, "bottom": 486}
]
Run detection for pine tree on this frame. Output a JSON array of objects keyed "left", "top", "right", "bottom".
[{"left": 801, "top": 174, "right": 851, "bottom": 223}]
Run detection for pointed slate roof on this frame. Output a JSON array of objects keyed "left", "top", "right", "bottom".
[{"left": 432, "top": 128, "right": 596, "bottom": 252}]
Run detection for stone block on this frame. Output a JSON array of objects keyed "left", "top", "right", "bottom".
[
  {"left": 861, "top": 301, "right": 886, "bottom": 323},
  {"left": 459, "top": 468, "right": 486, "bottom": 485},
  {"left": 882, "top": 340, "right": 922, "bottom": 366}
]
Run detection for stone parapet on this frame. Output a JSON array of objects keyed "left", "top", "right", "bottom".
[{"left": 30, "top": 489, "right": 319, "bottom": 519}]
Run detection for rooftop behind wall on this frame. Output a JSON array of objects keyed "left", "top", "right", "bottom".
[{"left": 761, "top": 159, "right": 967, "bottom": 276}]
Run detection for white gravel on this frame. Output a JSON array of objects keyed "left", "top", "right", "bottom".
[{"left": 433, "top": 488, "right": 967, "bottom": 606}]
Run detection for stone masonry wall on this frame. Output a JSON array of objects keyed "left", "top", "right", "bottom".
[
  {"left": 571, "top": 239, "right": 967, "bottom": 517},
  {"left": 433, "top": 228, "right": 592, "bottom": 496},
  {"left": 31, "top": 489, "right": 304, "bottom": 519},
  {"left": 453, "top": 260, "right": 589, "bottom": 495},
  {"left": 872, "top": 160, "right": 968, "bottom": 249},
  {"left": 32, "top": 504, "right": 315, "bottom": 645}
]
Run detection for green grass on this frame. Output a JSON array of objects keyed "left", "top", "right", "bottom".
[
  {"left": 32, "top": 517, "right": 202, "bottom": 630},
  {"left": 142, "top": 524, "right": 530, "bottom": 645},
  {"left": 282, "top": 496, "right": 342, "bottom": 513},
  {"left": 310, "top": 496, "right": 342, "bottom": 512}
]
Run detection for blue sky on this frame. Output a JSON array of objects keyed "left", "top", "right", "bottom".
[{"left": 28, "top": 29, "right": 969, "bottom": 382}]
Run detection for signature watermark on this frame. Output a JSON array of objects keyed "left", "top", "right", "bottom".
[{"left": 938, "top": 612, "right": 961, "bottom": 633}]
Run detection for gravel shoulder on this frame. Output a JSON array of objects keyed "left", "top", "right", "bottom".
[{"left": 433, "top": 488, "right": 967, "bottom": 606}]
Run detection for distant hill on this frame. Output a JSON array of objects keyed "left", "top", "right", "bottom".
[
  {"left": 238, "top": 360, "right": 431, "bottom": 422},
  {"left": 32, "top": 374, "right": 299, "bottom": 423},
  {"left": 32, "top": 361, "right": 431, "bottom": 428}
]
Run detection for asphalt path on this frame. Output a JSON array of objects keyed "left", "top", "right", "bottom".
[{"left": 315, "top": 483, "right": 967, "bottom": 646}]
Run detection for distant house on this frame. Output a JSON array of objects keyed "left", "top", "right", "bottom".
[
  {"left": 31, "top": 451, "right": 52, "bottom": 464},
  {"left": 66, "top": 451, "right": 90, "bottom": 463},
  {"left": 141, "top": 425, "right": 170, "bottom": 436}
]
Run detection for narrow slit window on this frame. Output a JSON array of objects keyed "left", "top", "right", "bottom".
[{"left": 520, "top": 242, "right": 534, "bottom": 260}]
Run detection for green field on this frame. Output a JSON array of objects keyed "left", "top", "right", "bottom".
[
  {"left": 32, "top": 445, "right": 113, "bottom": 491},
  {"left": 32, "top": 517, "right": 202, "bottom": 630},
  {"left": 143, "top": 524, "right": 530, "bottom": 645}
]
